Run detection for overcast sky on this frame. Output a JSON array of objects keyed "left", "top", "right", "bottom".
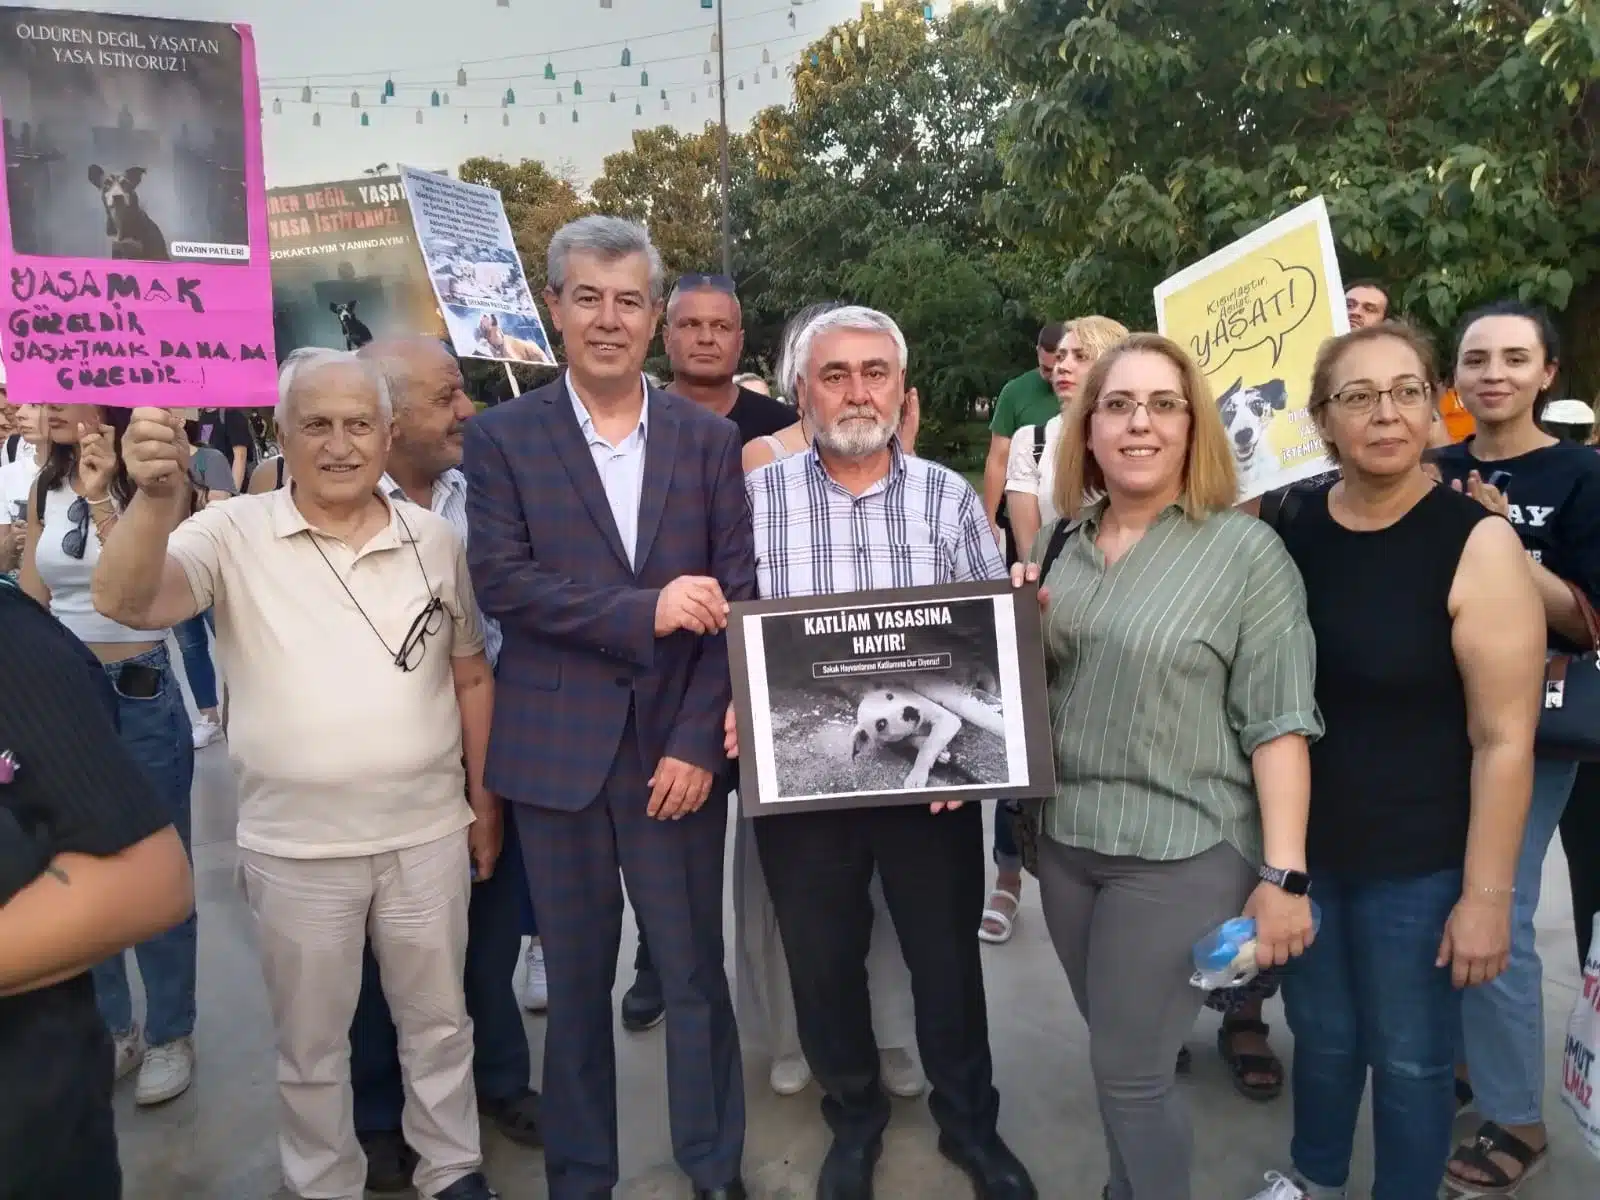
[{"left": 16, "top": 0, "right": 956, "bottom": 188}]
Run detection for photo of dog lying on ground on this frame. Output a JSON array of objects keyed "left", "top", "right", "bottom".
[
  {"left": 764, "top": 662, "right": 1010, "bottom": 799},
  {"left": 476, "top": 313, "right": 553, "bottom": 364},
  {"left": 850, "top": 668, "right": 1004, "bottom": 790}
]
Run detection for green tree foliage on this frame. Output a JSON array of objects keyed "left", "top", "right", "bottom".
[
  {"left": 589, "top": 126, "right": 733, "bottom": 279},
  {"left": 978, "top": 0, "right": 1600, "bottom": 389},
  {"left": 734, "top": 0, "right": 1038, "bottom": 435}
]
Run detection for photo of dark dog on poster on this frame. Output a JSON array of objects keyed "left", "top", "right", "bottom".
[
  {"left": 0, "top": 11, "right": 247, "bottom": 264},
  {"left": 757, "top": 596, "right": 1012, "bottom": 800}
]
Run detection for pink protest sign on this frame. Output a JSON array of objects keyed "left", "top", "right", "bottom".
[{"left": 0, "top": 9, "right": 275, "bottom": 408}]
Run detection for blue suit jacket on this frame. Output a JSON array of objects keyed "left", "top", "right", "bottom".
[{"left": 464, "top": 374, "right": 755, "bottom": 811}]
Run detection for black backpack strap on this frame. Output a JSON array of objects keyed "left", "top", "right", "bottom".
[
  {"left": 3, "top": 434, "right": 18, "bottom": 464},
  {"left": 273, "top": 457, "right": 286, "bottom": 491},
  {"left": 1037, "top": 517, "right": 1085, "bottom": 579},
  {"left": 1032, "top": 423, "right": 1046, "bottom": 463}
]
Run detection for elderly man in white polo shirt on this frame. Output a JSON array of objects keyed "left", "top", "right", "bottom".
[{"left": 91, "top": 349, "right": 500, "bottom": 1200}]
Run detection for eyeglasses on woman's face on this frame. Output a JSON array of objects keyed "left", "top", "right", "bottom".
[
  {"left": 1327, "top": 380, "right": 1432, "bottom": 414},
  {"left": 1092, "top": 393, "right": 1192, "bottom": 421}
]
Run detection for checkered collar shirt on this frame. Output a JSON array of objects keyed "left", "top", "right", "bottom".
[
  {"left": 380, "top": 466, "right": 502, "bottom": 667},
  {"left": 746, "top": 438, "right": 1006, "bottom": 601}
]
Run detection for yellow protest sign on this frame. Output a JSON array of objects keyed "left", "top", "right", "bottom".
[{"left": 1155, "top": 197, "right": 1349, "bottom": 500}]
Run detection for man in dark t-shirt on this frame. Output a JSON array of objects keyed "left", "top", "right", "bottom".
[
  {"left": 663, "top": 272, "right": 793, "bottom": 446},
  {"left": 0, "top": 585, "right": 192, "bottom": 1199}
]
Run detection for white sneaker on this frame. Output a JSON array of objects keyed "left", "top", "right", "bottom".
[
  {"left": 112, "top": 1026, "right": 145, "bottom": 1081},
  {"left": 191, "top": 717, "right": 223, "bottom": 749},
  {"left": 1246, "top": 1170, "right": 1342, "bottom": 1200},
  {"left": 135, "top": 1036, "right": 194, "bottom": 1106},
  {"left": 769, "top": 1053, "right": 811, "bottom": 1096},
  {"left": 880, "top": 1046, "right": 926, "bottom": 1098},
  {"left": 517, "top": 939, "right": 547, "bottom": 1012}
]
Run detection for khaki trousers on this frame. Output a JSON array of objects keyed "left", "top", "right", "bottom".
[{"left": 241, "top": 830, "right": 480, "bottom": 1200}]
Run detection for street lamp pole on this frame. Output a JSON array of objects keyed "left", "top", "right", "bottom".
[{"left": 715, "top": 0, "right": 731, "bottom": 277}]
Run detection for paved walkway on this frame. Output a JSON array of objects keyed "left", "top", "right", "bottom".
[
  {"left": 112, "top": 649, "right": 1600, "bottom": 1199},
  {"left": 110, "top": 736, "right": 1600, "bottom": 1199}
]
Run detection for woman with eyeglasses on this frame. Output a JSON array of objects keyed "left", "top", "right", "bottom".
[
  {"left": 1239, "top": 323, "right": 1541, "bottom": 1200},
  {"left": 17, "top": 402, "right": 198, "bottom": 1108},
  {"left": 1010, "top": 333, "right": 1321, "bottom": 1200}
]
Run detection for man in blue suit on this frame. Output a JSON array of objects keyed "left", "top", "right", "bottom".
[{"left": 464, "top": 215, "right": 751, "bottom": 1200}]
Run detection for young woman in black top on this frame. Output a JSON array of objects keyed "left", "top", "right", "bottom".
[
  {"left": 1432, "top": 302, "right": 1600, "bottom": 1194},
  {"left": 1246, "top": 323, "right": 1542, "bottom": 1200}
]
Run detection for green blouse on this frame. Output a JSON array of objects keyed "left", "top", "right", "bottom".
[{"left": 1033, "top": 501, "right": 1322, "bottom": 863}]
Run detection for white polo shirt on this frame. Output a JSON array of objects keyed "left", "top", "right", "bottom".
[{"left": 167, "top": 488, "right": 486, "bottom": 859}]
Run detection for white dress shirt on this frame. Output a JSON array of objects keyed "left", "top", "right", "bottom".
[{"left": 566, "top": 372, "right": 649, "bottom": 570}]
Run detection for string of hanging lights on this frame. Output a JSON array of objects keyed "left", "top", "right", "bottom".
[
  {"left": 260, "top": 0, "right": 823, "bottom": 91},
  {"left": 274, "top": 27, "right": 814, "bottom": 122},
  {"left": 276, "top": 0, "right": 948, "bottom": 185}
]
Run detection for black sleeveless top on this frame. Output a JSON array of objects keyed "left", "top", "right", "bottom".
[{"left": 1279, "top": 483, "right": 1493, "bottom": 877}]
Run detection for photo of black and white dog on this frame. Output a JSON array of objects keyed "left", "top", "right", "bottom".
[
  {"left": 848, "top": 667, "right": 1005, "bottom": 790},
  {"left": 87, "top": 165, "right": 169, "bottom": 261},
  {"left": 330, "top": 301, "right": 373, "bottom": 350},
  {"left": 1218, "top": 377, "right": 1289, "bottom": 496},
  {"left": 0, "top": 11, "right": 249, "bottom": 262}
]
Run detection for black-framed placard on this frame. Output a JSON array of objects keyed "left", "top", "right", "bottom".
[{"left": 728, "top": 580, "right": 1056, "bottom": 816}]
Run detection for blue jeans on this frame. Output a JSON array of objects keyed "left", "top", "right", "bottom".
[
  {"left": 1283, "top": 867, "right": 1462, "bottom": 1198},
  {"left": 1458, "top": 755, "right": 1578, "bottom": 1125},
  {"left": 350, "top": 804, "right": 534, "bottom": 1132},
  {"left": 92, "top": 644, "right": 197, "bottom": 1045},
  {"left": 992, "top": 802, "right": 1021, "bottom": 874},
  {"left": 173, "top": 612, "right": 217, "bottom": 712}
]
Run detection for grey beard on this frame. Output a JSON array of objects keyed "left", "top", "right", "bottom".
[{"left": 814, "top": 407, "right": 898, "bottom": 458}]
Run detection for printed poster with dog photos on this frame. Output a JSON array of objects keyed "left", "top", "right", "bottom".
[
  {"left": 397, "top": 164, "right": 554, "bottom": 366},
  {"left": 727, "top": 581, "right": 1056, "bottom": 816},
  {"left": 0, "top": 8, "right": 277, "bottom": 407},
  {"left": 1154, "top": 196, "right": 1350, "bottom": 501},
  {"left": 267, "top": 175, "right": 446, "bottom": 361}
]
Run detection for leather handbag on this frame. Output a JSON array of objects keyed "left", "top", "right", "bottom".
[{"left": 1537, "top": 582, "right": 1600, "bottom": 761}]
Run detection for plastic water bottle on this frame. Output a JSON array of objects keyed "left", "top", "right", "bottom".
[{"left": 1189, "top": 902, "right": 1322, "bottom": 991}]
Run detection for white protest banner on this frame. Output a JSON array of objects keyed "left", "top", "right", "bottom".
[{"left": 398, "top": 164, "right": 553, "bottom": 365}]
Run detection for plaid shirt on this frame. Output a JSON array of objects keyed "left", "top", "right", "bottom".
[{"left": 746, "top": 441, "right": 1006, "bottom": 600}]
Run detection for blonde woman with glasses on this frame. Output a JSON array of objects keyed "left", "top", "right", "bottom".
[{"left": 1011, "top": 334, "right": 1321, "bottom": 1200}]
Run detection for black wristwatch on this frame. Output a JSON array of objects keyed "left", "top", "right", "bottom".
[{"left": 1258, "top": 864, "right": 1311, "bottom": 896}]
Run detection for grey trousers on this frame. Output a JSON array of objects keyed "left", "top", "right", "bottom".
[{"left": 1037, "top": 838, "right": 1256, "bottom": 1200}]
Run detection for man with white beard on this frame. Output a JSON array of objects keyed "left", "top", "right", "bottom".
[{"left": 734, "top": 307, "right": 1036, "bottom": 1200}]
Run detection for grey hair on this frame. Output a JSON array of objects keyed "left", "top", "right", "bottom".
[
  {"left": 275, "top": 347, "right": 392, "bottom": 427},
  {"left": 666, "top": 279, "right": 741, "bottom": 322},
  {"left": 788, "top": 305, "right": 908, "bottom": 397},
  {"left": 547, "top": 214, "right": 665, "bottom": 303},
  {"left": 776, "top": 301, "right": 844, "bottom": 400}
]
